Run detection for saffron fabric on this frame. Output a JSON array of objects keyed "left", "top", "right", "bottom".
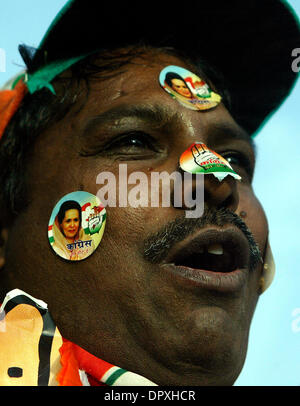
[{"left": 0, "top": 80, "right": 27, "bottom": 141}]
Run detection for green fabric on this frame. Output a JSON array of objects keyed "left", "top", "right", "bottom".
[
  {"left": 105, "top": 368, "right": 127, "bottom": 386},
  {"left": 25, "top": 54, "right": 88, "bottom": 94},
  {"left": 11, "top": 73, "right": 27, "bottom": 90},
  {"left": 12, "top": 53, "right": 90, "bottom": 94}
]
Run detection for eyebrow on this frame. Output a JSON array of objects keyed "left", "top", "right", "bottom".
[{"left": 82, "top": 103, "right": 185, "bottom": 136}]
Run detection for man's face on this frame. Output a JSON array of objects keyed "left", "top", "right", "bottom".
[
  {"left": 60, "top": 209, "right": 80, "bottom": 239},
  {"left": 171, "top": 78, "right": 192, "bottom": 98},
  {"left": 3, "top": 51, "right": 268, "bottom": 385}
]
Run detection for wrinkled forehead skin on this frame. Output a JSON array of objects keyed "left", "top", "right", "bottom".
[{"left": 1, "top": 50, "right": 268, "bottom": 386}]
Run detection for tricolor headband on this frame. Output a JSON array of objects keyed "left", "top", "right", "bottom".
[
  {"left": 0, "top": 52, "right": 90, "bottom": 141},
  {"left": 0, "top": 52, "right": 224, "bottom": 142}
]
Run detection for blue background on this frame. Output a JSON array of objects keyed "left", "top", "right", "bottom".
[{"left": 0, "top": 0, "right": 299, "bottom": 386}]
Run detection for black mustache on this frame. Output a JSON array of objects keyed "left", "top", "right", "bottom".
[{"left": 143, "top": 207, "right": 262, "bottom": 269}]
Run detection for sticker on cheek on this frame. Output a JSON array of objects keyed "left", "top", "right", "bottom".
[
  {"left": 180, "top": 142, "right": 242, "bottom": 182},
  {"left": 159, "top": 65, "right": 222, "bottom": 111},
  {"left": 48, "top": 191, "right": 106, "bottom": 261}
]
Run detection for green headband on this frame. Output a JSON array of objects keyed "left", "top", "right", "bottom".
[{"left": 12, "top": 53, "right": 90, "bottom": 94}]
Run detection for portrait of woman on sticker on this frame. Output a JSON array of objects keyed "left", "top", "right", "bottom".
[
  {"left": 164, "top": 71, "right": 194, "bottom": 99},
  {"left": 162, "top": 68, "right": 221, "bottom": 111},
  {"left": 51, "top": 200, "right": 94, "bottom": 261}
]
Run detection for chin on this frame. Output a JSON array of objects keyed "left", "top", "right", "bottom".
[
  {"left": 154, "top": 339, "right": 247, "bottom": 386},
  {"left": 174, "top": 337, "right": 245, "bottom": 385},
  {"left": 139, "top": 306, "right": 249, "bottom": 386}
]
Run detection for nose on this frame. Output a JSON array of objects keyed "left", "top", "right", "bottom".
[
  {"left": 174, "top": 170, "right": 239, "bottom": 214},
  {"left": 204, "top": 174, "right": 239, "bottom": 212}
]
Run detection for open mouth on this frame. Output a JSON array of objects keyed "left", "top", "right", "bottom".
[
  {"left": 173, "top": 244, "right": 238, "bottom": 273},
  {"left": 163, "top": 227, "right": 250, "bottom": 275}
]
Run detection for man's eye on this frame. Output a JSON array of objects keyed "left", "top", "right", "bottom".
[
  {"left": 104, "top": 131, "right": 158, "bottom": 154},
  {"left": 225, "top": 153, "right": 244, "bottom": 166},
  {"left": 222, "top": 151, "right": 253, "bottom": 179},
  {"left": 79, "top": 131, "right": 162, "bottom": 159}
]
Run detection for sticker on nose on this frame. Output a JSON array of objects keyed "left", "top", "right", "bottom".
[
  {"left": 159, "top": 65, "right": 222, "bottom": 111},
  {"left": 48, "top": 191, "right": 106, "bottom": 261},
  {"left": 180, "top": 142, "right": 241, "bottom": 182}
]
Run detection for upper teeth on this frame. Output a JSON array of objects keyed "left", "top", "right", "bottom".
[{"left": 207, "top": 244, "right": 223, "bottom": 255}]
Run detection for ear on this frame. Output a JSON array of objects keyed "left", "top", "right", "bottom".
[{"left": 259, "top": 242, "right": 276, "bottom": 294}]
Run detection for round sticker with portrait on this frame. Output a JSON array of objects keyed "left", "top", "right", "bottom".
[
  {"left": 159, "top": 65, "right": 222, "bottom": 111},
  {"left": 48, "top": 191, "right": 106, "bottom": 261}
]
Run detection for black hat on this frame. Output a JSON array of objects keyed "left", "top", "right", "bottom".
[{"left": 20, "top": 0, "right": 300, "bottom": 135}]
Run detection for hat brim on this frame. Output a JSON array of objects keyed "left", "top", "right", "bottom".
[{"left": 29, "top": 0, "right": 300, "bottom": 135}]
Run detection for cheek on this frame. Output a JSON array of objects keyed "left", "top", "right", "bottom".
[
  {"left": 103, "top": 206, "right": 157, "bottom": 259},
  {"left": 237, "top": 183, "right": 269, "bottom": 252}
]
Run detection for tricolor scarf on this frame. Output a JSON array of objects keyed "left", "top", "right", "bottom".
[
  {"left": 58, "top": 338, "right": 157, "bottom": 386},
  {"left": 0, "top": 290, "right": 157, "bottom": 386}
]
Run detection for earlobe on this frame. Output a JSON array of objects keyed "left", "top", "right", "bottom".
[{"left": 259, "top": 242, "right": 276, "bottom": 294}]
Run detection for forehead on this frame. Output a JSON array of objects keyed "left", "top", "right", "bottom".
[
  {"left": 172, "top": 79, "right": 186, "bottom": 84},
  {"left": 69, "top": 50, "right": 250, "bottom": 145},
  {"left": 85, "top": 51, "right": 196, "bottom": 102},
  {"left": 64, "top": 209, "right": 79, "bottom": 218}
]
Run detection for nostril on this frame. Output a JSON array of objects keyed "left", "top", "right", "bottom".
[
  {"left": 204, "top": 175, "right": 239, "bottom": 211},
  {"left": 171, "top": 170, "right": 239, "bottom": 212},
  {"left": 217, "top": 193, "right": 235, "bottom": 210}
]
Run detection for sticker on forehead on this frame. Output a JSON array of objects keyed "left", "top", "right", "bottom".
[
  {"left": 48, "top": 191, "right": 106, "bottom": 261},
  {"left": 180, "top": 142, "right": 241, "bottom": 182},
  {"left": 159, "top": 65, "right": 222, "bottom": 111}
]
